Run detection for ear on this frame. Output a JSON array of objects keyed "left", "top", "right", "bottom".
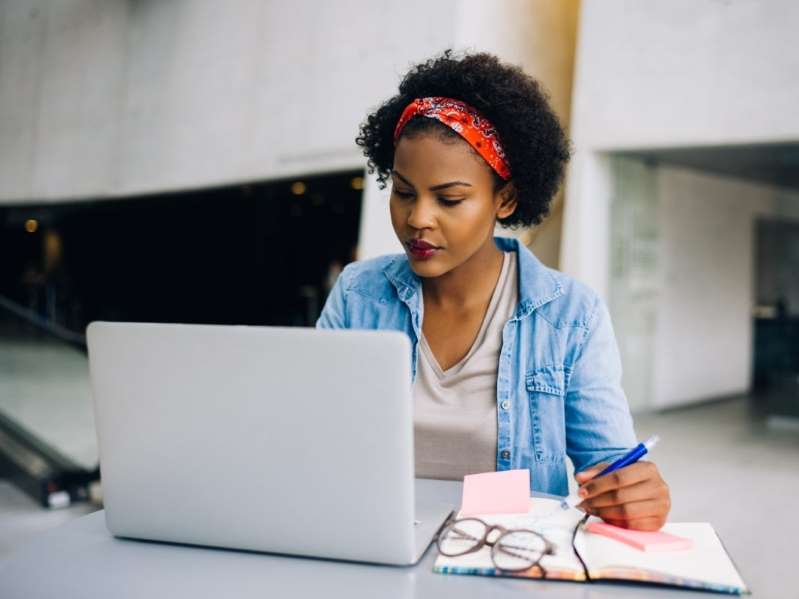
[{"left": 494, "top": 182, "right": 518, "bottom": 220}]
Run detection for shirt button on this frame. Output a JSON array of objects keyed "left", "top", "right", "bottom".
[
  {"left": 501, "top": 400, "right": 510, "bottom": 411},
  {"left": 500, "top": 450, "right": 511, "bottom": 460}
]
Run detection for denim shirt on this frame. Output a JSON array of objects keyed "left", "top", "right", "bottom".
[{"left": 316, "top": 237, "right": 637, "bottom": 496}]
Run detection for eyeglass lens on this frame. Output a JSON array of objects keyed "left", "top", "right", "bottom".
[
  {"left": 491, "top": 530, "right": 548, "bottom": 571},
  {"left": 438, "top": 519, "right": 488, "bottom": 556},
  {"left": 438, "top": 519, "right": 548, "bottom": 572}
]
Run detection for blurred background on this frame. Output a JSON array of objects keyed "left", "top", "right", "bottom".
[{"left": 1, "top": 0, "right": 797, "bottom": 594}]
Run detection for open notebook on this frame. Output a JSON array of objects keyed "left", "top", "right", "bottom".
[{"left": 434, "top": 497, "right": 749, "bottom": 595}]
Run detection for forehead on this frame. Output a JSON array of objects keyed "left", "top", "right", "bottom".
[{"left": 392, "top": 133, "right": 494, "bottom": 186}]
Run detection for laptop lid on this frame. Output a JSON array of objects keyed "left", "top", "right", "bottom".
[{"left": 87, "top": 322, "right": 420, "bottom": 565}]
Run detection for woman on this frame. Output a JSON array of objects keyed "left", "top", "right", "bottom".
[{"left": 318, "top": 51, "right": 670, "bottom": 531}]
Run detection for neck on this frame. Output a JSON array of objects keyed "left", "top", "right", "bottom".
[{"left": 422, "top": 236, "right": 504, "bottom": 310}]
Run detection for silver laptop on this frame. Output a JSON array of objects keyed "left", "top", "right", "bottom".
[{"left": 86, "top": 322, "right": 453, "bottom": 565}]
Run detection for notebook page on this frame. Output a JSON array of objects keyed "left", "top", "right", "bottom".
[
  {"left": 577, "top": 521, "right": 748, "bottom": 594},
  {"left": 434, "top": 497, "right": 588, "bottom": 580}
]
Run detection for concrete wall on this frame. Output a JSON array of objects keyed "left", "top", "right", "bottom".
[
  {"left": 562, "top": 0, "right": 799, "bottom": 288},
  {"left": 569, "top": 0, "right": 799, "bottom": 151},
  {"left": 563, "top": 0, "right": 799, "bottom": 409},
  {"left": 0, "top": 0, "right": 461, "bottom": 204},
  {"left": 0, "top": 1, "right": 579, "bottom": 267},
  {"left": 610, "top": 158, "right": 799, "bottom": 409},
  {"left": 651, "top": 167, "right": 787, "bottom": 408}
]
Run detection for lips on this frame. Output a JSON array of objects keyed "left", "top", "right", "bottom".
[
  {"left": 406, "top": 239, "right": 441, "bottom": 259},
  {"left": 408, "top": 239, "right": 438, "bottom": 251}
]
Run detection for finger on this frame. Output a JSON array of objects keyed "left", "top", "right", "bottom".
[
  {"left": 581, "top": 480, "right": 656, "bottom": 509},
  {"left": 580, "top": 462, "right": 657, "bottom": 499},
  {"left": 590, "top": 498, "right": 669, "bottom": 521},
  {"left": 602, "top": 516, "right": 665, "bottom": 532},
  {"left": 574, "top": 463, "right": 609, "bottom": 483}
]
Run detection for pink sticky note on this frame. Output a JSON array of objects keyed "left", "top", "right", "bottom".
[
  {"left": 585, "top": 521, "right": 693, "bottom": 552},
  {"left": 460, "top": 469, "right": 530, "bottom": 517}
]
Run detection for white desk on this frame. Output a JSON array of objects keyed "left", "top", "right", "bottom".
[{"left": 0, "top": 480, "right": 728, "bottom": 598}]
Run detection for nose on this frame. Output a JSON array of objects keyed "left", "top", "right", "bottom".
[{"left": 406, "top": 196, "right": 436, "bottom": 230}]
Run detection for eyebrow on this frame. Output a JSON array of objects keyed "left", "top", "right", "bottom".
[{"left": 391, "top": 170, "right": 472, "bottom": 192}]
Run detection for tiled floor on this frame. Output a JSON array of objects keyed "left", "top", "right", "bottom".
[
  {"left": 0, "top": 334, "right": 100, "bottom": 557},
  {"left": 0, "top": 336, "right": 97, "bottom": 469},
  {"left": 1, "top": 396, "right": 797, "bottom": 597},
  {"left": 633, "top": 398, "right": 799, "bottom": 598}
]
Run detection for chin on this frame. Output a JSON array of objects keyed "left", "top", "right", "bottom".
[{"left": 406, "top": 256, "right": 451, "bottom": 278}]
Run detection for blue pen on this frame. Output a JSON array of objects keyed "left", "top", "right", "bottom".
[{"left": 560, "top": 435, "right": 660, "bottom": 510}]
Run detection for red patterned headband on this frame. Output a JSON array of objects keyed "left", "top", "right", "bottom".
[{"left": 393, "top": 96, "right": 511, "bottom": 180}]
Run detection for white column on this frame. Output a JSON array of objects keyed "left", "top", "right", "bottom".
[
  {"left": 356, "top": 173, "right": 402, "bottom": 260},
  {"left": 560, "top": 150, "right": 613, "bottom": 300}
]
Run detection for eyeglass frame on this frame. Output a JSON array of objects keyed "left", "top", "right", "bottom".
[{"left": 435, "top": 516, "right": 557, "bottom": 575}]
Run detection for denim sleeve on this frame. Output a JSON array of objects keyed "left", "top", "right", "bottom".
[
  {"left": 565, "top": 297, "right": 637, "bottom": 473},
  {"left": 315, "top": 267, "right": 349, "bottom": 329}
]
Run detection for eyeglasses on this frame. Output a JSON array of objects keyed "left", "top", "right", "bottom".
[{"left": 436, "top": 517, "right": 556, "bottom": 574}]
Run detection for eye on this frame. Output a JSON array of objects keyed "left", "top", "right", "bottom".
[
  {"left": 438, "top": 197, "right": 464, "bottom": 207},
  {"left": 392, "top": 189, "right": 415, "bottom": 199}
]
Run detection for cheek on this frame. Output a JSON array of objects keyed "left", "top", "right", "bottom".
[
  {"left": 444, "top": 203, "right": 494, "bottom": 241},
  {"left": 389, "top": 198, "right": 405, "bottom": 232},
  {"left": 388, "top": 199, "right": 416, "bottom": 241}
]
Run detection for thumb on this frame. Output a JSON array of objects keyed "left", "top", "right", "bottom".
[{"left": 575, "top": 463, "right": 608, "bottom": 484}]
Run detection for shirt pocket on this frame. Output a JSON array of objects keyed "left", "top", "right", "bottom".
[{"left": 525, "top": 366, "right": 567, "bottom": 463}]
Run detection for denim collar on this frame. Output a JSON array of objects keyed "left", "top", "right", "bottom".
[{"left": 383, "top": 236, "right": 563, "bottom": 319}]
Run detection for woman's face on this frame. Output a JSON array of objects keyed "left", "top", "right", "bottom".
[{"left": 390, "top": 132, "right": 515, "bottom": 279}]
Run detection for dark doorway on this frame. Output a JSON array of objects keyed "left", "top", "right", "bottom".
[
  {"left": 0, "top": 170, "right": 364, "bottom": 334},
  {"left": 753, "top": 218, "right": 799, "bottom": 418}
]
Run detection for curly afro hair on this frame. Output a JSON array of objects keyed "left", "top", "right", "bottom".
[{"left": 355, "top": 50, "right": 570, "bottom": 228}]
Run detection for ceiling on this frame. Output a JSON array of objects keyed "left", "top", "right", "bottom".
[{"left": 617, "top": 142, "right": 799, "bottom": 190}]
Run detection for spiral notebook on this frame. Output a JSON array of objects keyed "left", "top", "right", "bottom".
[{"left": 433, "top": 497, "right": 749, "bottom": 595}]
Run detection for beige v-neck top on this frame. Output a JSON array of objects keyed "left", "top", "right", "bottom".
[{"left": 413, "top": 251, "right": 519, "bottom": 480}]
